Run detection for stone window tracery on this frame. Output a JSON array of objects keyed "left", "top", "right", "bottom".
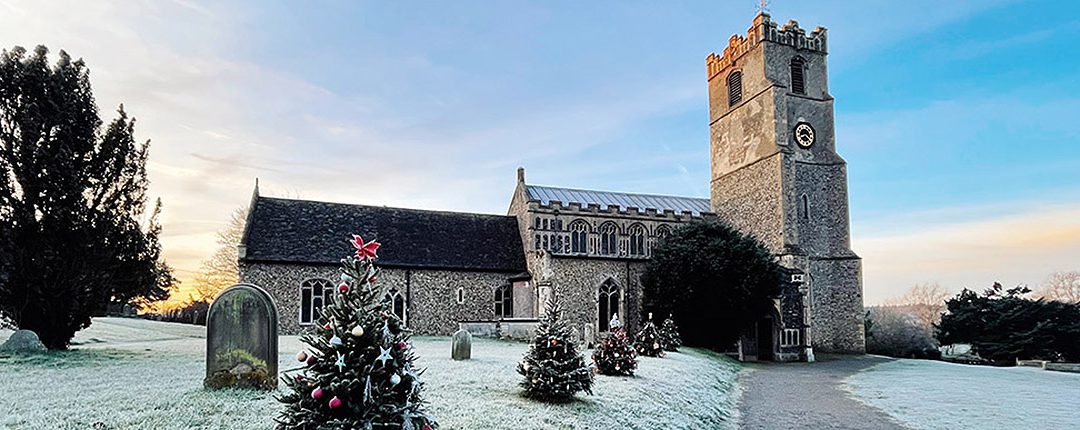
[
  {"left": 300, "top": 278, "right": 334, "bottom": 325},
  {"left": 569, "top": 219, "right": 589, "bottom": 254},
  {"left": 384, "top": 288, "right": 406, "bottom": 324},
  {"left": 598, "top": 279, "right": 620, "bottom": 332},
  {"left": 628, "top": 224, "right": 647, "bottom": 256},
  {"left": 599, "top": 222, "right": 619, "bottom": 256},
  {"left": 656, "top": 224, "right": 672, "bottom": 239}
]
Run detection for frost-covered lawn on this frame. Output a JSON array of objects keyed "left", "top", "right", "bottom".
[
  {"left": 0, "top": 318, "right": 741, "bottom": 430},
  {"left": 847, "top": 359, "right": 1080, "bottom": 430}
]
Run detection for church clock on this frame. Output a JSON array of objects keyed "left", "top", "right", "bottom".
[{"left": 794, "top": 122, "right": 815, "bottom": 148}]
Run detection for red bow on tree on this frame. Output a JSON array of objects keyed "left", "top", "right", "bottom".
[{"left": 352, "top": 234, "right": 380, "bottom": 259}]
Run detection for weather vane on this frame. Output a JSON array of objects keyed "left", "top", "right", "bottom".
[{"left": 757, "top": 0, "right": 771, "bottom": 14}]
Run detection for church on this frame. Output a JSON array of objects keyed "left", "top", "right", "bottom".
[{"left": 238, "top": 13, "right": 865, "bottom": 361}]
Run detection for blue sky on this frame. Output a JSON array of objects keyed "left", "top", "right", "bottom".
[{"left": 2, "top": 0, "right": 1078, "bottom": 304}]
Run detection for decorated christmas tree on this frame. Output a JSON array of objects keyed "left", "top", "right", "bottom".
[
  {"left": 592, "top": 314, "right": 638, "bottom": 376},
  {"left": 659, "top": 314, "right": 683, "bottom": 352},
  {"left": 634, "top": 313, "right": 665, "bottom": 358},
  {"left": 517, "top": 292, "right": 594, "bottom": 401},
  {"left": 277, "top": 234, "right": 437, "bottom": 430}
]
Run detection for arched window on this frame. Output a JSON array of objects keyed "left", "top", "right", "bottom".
[
  {"left": 801, "top": 194, "right": 810, "bottom": 221},
  {"left": 569, "top": 220, "right": 589, "bottom": 254},
  {"left": 598, "top": 279, "right": 620, "bottom": 332},
  {"left": 790, "top": 57, "right": 806, "bottom": 95},
  {"left": 384, "top": 289, "right": 406, "bottom": 324},
  {"left": 628, "top": 224, "right": 646, "bottom": 256},
  {"left": 300, "top": 278, "right": 334, "bottom": 325},
  {"left": 456, "top": 287, "right": 465, "bottom": 304},
  {"left": 727, "top": 71, "right": 743, "bottom": 107},
  {"left": 494, "top": 284, "right": 513, "bottom": 319},
  {"left": 599, "top": 222, "right": 619, "bottom": 256},
  {"left": 655, "top": 224, "right": 672, "bottom": 239}
]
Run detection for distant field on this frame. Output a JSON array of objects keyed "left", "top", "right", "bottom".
[
  {"left": 0, "top": 318, "right": 742, "bottom": 430},
  {"left": 846, "top": 359, "right": 1080, "bottom": 430}
]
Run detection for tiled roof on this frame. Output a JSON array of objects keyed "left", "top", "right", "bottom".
[
  {"left": 241, "top": 197, "right": 526, "bottom": 272},
  {"left": 525, "top": 185, "right": 711, "bottom": 215}
]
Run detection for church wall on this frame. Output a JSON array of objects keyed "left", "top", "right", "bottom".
[
  {"left": 239, "top": 262, "right": 517, "bottom": 336},
  {"left": 710, "top": 153, "right": 785, "bottom": 253},
  {"left": 544, "top": 257, "right": 648, "bottom": 344},
  {"left": 793, "top": 162, "right": 854, "bottom": 257},
  {"left": 808, "top": 258, "right": 865, "bottom": 353}
]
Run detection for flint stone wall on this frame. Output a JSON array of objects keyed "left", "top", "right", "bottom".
[{"left": 240, "top": 262, "right": 518, "bottom": 336}]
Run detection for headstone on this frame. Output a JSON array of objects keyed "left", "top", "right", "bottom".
[
  {"left": 0, "top": 330, "right": 47, "bottom": 354},
  {"left": 204, "top": 283, "right": 278, "bottom": 390},
  {"left": 451, "top": 329, "right": 472, "bottom": 360}
]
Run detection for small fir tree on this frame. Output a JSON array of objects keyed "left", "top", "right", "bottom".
[
  {"left": 517, "top": 292, "right": 594, "bottom": 401},
  {"left": 635, "top": 313, "right": 665, "bottom": 357},
  {"left": 659, "top": 315, "right": 682, "bottom": 352},
  {"left": 277, "top": 234, "right": 437, "bottom": 430},
  {"left": 592, "top": 314, "right": 638, "bottom": 376}
]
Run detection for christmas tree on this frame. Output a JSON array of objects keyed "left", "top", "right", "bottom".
[
  {"left": 634, "top": 313, "right": 665, "bottom": 358},
  {"left": 592, "top": 314, "right": 638, "bottom": 376},
  {"left": 659, "top": 314, "right": 683, "bottom": 352},
  {"left": 517, "top": 292, "right": 594, "bottom": 402},
  {"left": 277, "top": 234, "right": 437, "bottom": 430}
]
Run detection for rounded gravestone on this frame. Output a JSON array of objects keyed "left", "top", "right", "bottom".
[
  {"left": 0, "top": 330, "right": 47, "bottom": 354},
  {"left": 451, "top": 329, "right": 472, "bottom": 360},
  {"left": 204, "top": 283, "right": 279, "bottom": 390}
]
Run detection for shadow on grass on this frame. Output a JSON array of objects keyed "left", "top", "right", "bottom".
[{"left": 0, "top": 348, "right": 142, "bottom": 368}]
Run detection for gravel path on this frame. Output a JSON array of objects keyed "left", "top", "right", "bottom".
[{"left": 738, "top": 355, "right": 908, "bottom": 430}]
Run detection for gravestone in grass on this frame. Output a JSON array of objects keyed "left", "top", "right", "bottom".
[
  {"left": 204, "top": 283, "right": 278, "bottom": 390},
  {"left": 452, "top": 328, "right": 472, "bottom": 360}
]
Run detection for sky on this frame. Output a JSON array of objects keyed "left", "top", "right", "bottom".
[{"left": 1, "top": 0, "right": 1078, "bottom": 305}]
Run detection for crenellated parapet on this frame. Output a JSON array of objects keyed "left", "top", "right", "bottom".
[{"left": 706, "top": 13, "right": 827, "bottom": 80}]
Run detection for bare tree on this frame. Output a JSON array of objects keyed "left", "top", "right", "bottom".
[
  {"left": 885, "top": 283, "right": 950, "bottom": 328},
  {"left": 1035, "top": 271, "right": 1080, "bottom": 304},
  {"left": 193, "top": 206, "right": 247, "bottom": 302}
]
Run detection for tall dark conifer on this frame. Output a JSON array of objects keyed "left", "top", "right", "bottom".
[{"left": 0, "top": 46, "right": 174, "bottom": 349}]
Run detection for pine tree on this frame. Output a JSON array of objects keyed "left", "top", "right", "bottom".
[
  {"left": 277, "top": 235, "right": 437, "bottom": 430},
  {"left": 659, "top": 315, "right": 682, "bottom": 352},
  {"left": 517, "top": 292, "right": 594, "bottom": 402},
  {"left": 635, "top": 313, "right": 665, "bottom": 357},
  {"left": 592, "top": 314, "right": 638, "bottom": 376}
]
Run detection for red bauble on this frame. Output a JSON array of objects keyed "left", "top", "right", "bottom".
[
  {"left": 551, "top": 339, "right": 557, "bottom": 346},
  {"left": 306, "top": 355, "right": 317, "bottom": 366},
  {"left": 338, "top": 283, "right": 349, "bottom": 293},
  {"left": 397, "top": 341, "right": 407, "bottom": 350},
  {"left": 369, "top": 276, "right": 378, "bottom": 284},
  {"left": 323, "top": 322, "right": 332, "bottom": 331},
  {"left": 311, "top": 387, "right": 324, "bottom": 400},
  {"left": 294, "top": 374, "right": 305, "bottom": 383},
  {"left": 328, "top": 396, "right": 343, "bottom": 409},
  {"left": 423, "top": 425, "right": 432, "bottom": 430}
]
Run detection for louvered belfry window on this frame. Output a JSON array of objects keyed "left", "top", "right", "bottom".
[
  {"left": 727, "top": 71, "right": 743, "bottom": 107},
  {"left": 791, "top": 57, "right": 806, "bottom": 95}
]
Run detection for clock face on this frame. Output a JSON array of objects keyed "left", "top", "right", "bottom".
[{"left": 794, "top": 122, "right": 815, "bottom": 148}]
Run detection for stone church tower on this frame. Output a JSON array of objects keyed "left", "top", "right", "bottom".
[{"left": 706, "top": 13, "right": 865, "bottom": 353}]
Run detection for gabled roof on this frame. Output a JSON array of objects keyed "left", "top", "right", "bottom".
[
  {"left": 241, "top": 197, "right": 526, "bottom": 272},
  {"left": 525, "top": 185, "right": 711, "bottom": 216}
]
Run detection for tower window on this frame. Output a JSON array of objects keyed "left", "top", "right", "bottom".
[
  {"left": 727, "top": 71, "right": 743, "bottom": 107},
  {"left": 801, "top": 194, "right": 810, "bottom": 221},
  {"left": 791, "top": 57, "right": 806, "bottom": 95}
]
